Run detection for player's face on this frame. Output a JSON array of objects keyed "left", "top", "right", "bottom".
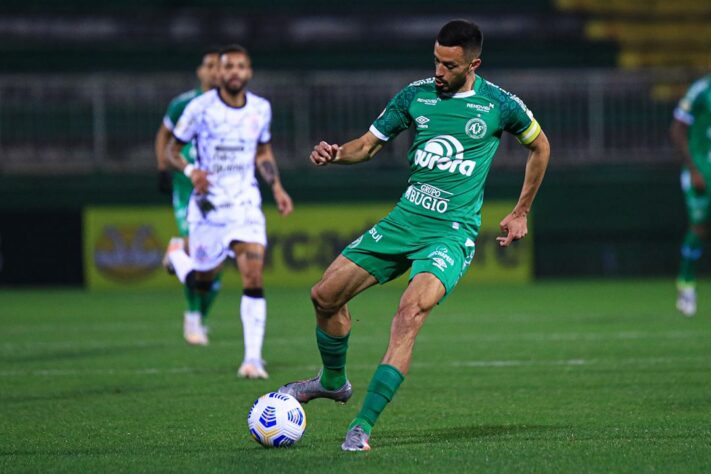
[
  {"left": 433, "top": 42, "right": 480, "bottom": 94},
  {"left": 198, "top": 53, "right": 220, "bottom": 89},
  {"left": 220, "top": 52, "right": 252, "bottom": 95}
]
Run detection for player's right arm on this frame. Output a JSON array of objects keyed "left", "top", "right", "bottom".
[
  {"left": 671, "top": 82, "right": 705, "bottom": 191},
  {"left": 310, "top": 84, "right": 413, "bottom": 166},
  {"left": 154, "top": 123, "right": 173, "bottom": 193},
  {"left": 309, "top": 132, "right": 385, "bottom": 166},
  {"left": 167, "top": 100, "right": 209, "bottom": 193}
]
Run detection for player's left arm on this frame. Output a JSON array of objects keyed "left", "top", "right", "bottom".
[
  {"left": 256, "top": 142, "right": 293, "bottom": 216},
  {"left": 498, "top": 130, "right": 551, "bottom": 247}
]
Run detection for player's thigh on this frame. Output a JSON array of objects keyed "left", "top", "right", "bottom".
[
  {"left": 398, "top": 272, "right": 446, "bottom": 316},
  {"left": 231, "top": 241, "right": 265, "bottom": 287},
  {"left": 312, "top": 255, "right": 378, "bottom": 308},
  {"left": 409, "top": 239, "right": 474, "bottom": 304}
]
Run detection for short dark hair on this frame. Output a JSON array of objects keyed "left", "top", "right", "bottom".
[
  {"left": 218, "top": 44, "right": 250, "bottom": 59},
  {"left": 436, "top": 20, "right": 483, "bottom": 58}
]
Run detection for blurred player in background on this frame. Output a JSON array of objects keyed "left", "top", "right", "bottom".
[
  {"left": 155, "top": 48, "right": 220, "bottom": 345},
  {"left": 672, "top": 73, "right": 711, "bottom": 317},
  {"left": 280, "top": 20, "right": 550, "bottom": 451},
  {"left": 165, "top": 44, "right": 293, "bottom": 379}
]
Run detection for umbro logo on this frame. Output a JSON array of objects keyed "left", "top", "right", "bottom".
[{"left": 415, "top": 116, "right": 430, "bottom": 127}]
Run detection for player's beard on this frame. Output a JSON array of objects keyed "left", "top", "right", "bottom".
[
  {"left": 435, "top": 74, "right": 467, "bottom": 97},
  {"left": 223, "top": 78, "right": 247, "bottom": 96}
]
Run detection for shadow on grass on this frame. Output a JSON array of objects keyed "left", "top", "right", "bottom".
[{"left": 375, "top": 424, "right": 569, "bottom": 447}]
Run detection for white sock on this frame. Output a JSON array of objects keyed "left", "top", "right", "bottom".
[
  {"left": 240, "top": 295, "right": 266, "bottom": 364},
  {"left": 169, "top": 248, "right": 194, "bottom": 284},
  {"left": 184, "top": 311, "right": 202, "bottom": 329}
]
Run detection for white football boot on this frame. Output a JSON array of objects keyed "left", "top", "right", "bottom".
[
  {"left": 237, "top": 359, "right": 269, "bottom": 379},
  {"left": 183, "top": 311, "right": 208, "bottom": 345},
  {"left": 676, "top": 283, "right": 697, "bottom": 317}
]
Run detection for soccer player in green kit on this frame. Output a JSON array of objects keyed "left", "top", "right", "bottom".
[
  {"left": 279, "top": 20, "right": 551, "bottom": 451},
  {"left": 155, "top": 48, "right": 220, "bottom": 345},
  {"left": 672, "top": 73, "right": 711, "bottom": 317}
]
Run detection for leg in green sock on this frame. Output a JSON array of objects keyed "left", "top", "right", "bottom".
[
  {"left": 316, "top": 326, "right": 350, "bottom": 390},
  {"left": 679, "top": 229, "right": 703, "bottom": 285},
  {"left": 349, "top": 364, "right": 404, "bottom": 435},
  {"left": 183, "top": 285, "right": 201, "bottom": 313},
  {"left": 199, "top": 272, "right": 223, "bottom": 318}
]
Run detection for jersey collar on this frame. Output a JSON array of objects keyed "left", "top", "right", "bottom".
[{"left": 451, "top": 75, "right": 481, "bottom": 98}]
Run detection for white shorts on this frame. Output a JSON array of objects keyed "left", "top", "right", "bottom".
[{"left": 188, "top": 205, "right": 267, "bottom": 271}]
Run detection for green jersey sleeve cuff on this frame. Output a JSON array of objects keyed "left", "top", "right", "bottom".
[
  {"left": 516, "top": 119, "right": 542, "bottom": 145},
  {"left": 369, "top": 124, "right": 390, "bottom": 142}
]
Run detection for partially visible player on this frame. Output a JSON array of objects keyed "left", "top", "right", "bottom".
[
  {"left": 672, "top": 73, "right": 711, "bottom": 317},
  {"left": 279, "top": 20, "right": 550, "bottom": 451},
  {"left": 165, "top": 44, "right": 293, "bottom": 379},
  {"left": 156, "top": 48, "right": 220, "bottom": 345}
]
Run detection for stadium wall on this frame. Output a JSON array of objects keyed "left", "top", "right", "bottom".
[{"left": 0, "top": 164, "right": 692, "bottom": 286}]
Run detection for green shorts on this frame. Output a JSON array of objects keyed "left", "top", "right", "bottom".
[
  {"left": 681, "top": 168, "right": 711, "bottom": 225},
  {"left": 172, "top": 172, "right": 193, "bottom": 237},
  {"left": 341, "top": 206, "right": 477, "bottom": 301}
]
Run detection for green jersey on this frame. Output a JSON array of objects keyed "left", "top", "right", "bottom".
[
  {"left": 371, "top": 76, "right": 541, "bottom": 231},
  {"left": 163, "top": 87, "right": 203, "bottom": 174},
  {"left": 163, "top": 87, "right": 203, "bottom": 236},
  {"left": 674, "top": 75, "right": 711, "bottom": 175}
]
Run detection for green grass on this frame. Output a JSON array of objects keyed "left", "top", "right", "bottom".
[{"left": 1, "top": 280, "right": 711, "bottom": 473}]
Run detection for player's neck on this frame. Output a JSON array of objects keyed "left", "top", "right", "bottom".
[
  {"left": 218, "top": 88, "right": 247, "bottom": 108},
  {"left": 454, "top": 73, "right": 477, "bottom": 95}
]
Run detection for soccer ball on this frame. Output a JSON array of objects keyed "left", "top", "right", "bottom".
[{"left": 247, "top": 392, "right": 307, "bottom": 447}]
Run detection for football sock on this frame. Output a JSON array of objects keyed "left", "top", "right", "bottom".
[
  {"left": 169, "top": 248, "right": 194, "bottom": 284},
  {"left": 241, "top": 290, "right": 266, "bottom": 363},
  {"left": 184, "top": 285, "right": 201, "bottom": 313},
  {"left": 349, "top": 364, "right": 405, "bottom": 435},
  {"left": 679, "top": 231, "right": 702, "bottom": 284},
  {"left": 199, "top": 272, "right": 223, "bottom": 318},
  {"left": 315, "top": 327, "right": 350, "bottom": 390}
]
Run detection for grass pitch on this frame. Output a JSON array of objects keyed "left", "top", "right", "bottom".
[{"left": 1, "top": 280, "right": 710, "bottom": 473}]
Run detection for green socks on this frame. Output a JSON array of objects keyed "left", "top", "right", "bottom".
[
  {"left": 184, "top": 273, "right": 223, "bottom": 319},
  {"left": 679, "top": 231, "right": 703, "bottom": 284},
  {"left": 349, "top": 364, "right": 405, "bottom": 435},
  {"left": 316, "top": 327, "right": 350, "bottom": 390}
]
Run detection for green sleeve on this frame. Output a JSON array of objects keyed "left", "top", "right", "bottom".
[
  {"left": 369, "top": 85, "right": 416, "bottom": 141},
  {"left": 501, "top": 93, "right": 541, "bottom": 145}
]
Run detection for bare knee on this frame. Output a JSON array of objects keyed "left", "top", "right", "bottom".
[
  {"left": 310, "top": 281, "right": 341, "bottom": 316},
  {"left": 393, "top": 301, "right": 432, "bottom": 332}
]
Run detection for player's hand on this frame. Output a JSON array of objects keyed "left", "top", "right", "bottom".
[
  {"left": 310, "top": 141, "right": 340, "bottom": 166},
  {"left": 273, "top": 184, "right": 293, "bottom": 216},
  {"left": 158, "top": 170, "right": 173, "bottom": 194},
  {"left": 497, "top": 211, "right": 528, "bottom": 247},
  {"left": 190, "top": 169, "right": 209, "bottom": 194},
  {"left": 691, "top": 168, "right": 707, "bottom": 193}
]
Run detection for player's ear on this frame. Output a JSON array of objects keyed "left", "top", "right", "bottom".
[{"left": 469, "top": 57, "right": 481, "bottom": 73}]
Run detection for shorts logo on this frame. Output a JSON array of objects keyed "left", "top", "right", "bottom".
[
  {"left": 413, "top": 135, "right": 476, "bottom": 177},
  {"left": 465, "top": 118, "right": 487, "bottom": 139},
  {"left": 428, "top": 246, "right": 455, "bottom": 271},
  {"left": 348, "top": 235, "right": 364, "bottom": 248},
  {"left": 368, "top": 227, "right": 383, "bottom": 242}
]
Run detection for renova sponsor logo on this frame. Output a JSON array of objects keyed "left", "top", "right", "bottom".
[
  {"left": 413, "top": 135, "right": 476, "bottom": 176},
  {"left": 466, "top": 102, "right": 495, "bottom": 113},
  {"left": 416, "top": 98, "right": 439, "bottom": 105},
  {"left": 404, "top": 183, "right": 452, "bottom": 214}
]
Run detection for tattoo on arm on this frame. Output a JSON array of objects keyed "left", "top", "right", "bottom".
[{"left": 257, "top": 159, "right": 279, "bottom": 186}]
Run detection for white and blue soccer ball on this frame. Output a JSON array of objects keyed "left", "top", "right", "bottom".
[{"left": 247, "top": 392, "right": 307, "bottom": 447}]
